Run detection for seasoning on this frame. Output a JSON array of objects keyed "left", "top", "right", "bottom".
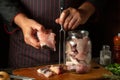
[
  {"left": 113, "top": 33, "right": 120, "bottom": 63},
  {"left": 100, "top": 45, "right": 111, "bottom": 66}
]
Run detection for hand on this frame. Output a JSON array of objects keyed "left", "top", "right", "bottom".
[
  {"left": 55, "top": 2, "right": 95, "bottom": 30},
  {"left": 56, "top": 7, "right": 82, "bottom": 30},
  {"left": 14, "top": 13, "right": 45, "bottom": 49}
]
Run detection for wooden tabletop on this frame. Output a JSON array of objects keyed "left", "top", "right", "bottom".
[{"left": 13, "top": 62, "right": 112, "bottom": 80}]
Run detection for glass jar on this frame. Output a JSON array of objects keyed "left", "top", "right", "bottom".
[
  {"left": 65, "top": 30, "right": 92, "bottom": 74},
  {"left": 100, "top": 45, "right": 111, "bottom": 66}
]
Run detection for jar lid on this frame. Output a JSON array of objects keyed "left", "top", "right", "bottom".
[
  {"left": 68, "top": 30, "right": 80, "bottom": 37},
  {"left": 68, "top": 30, "right": 89, "bottom": 38},
  {"left": 118, "top": 33, "right": 120, "bottom": 37},
  {"left": 79, "top": 30, "right": 89, "bottom": 37},
  {"left": 102, "top": 45, "right": 110, "bottom": 50}
]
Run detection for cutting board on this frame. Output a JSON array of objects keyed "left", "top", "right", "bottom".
[{"left": 13, "top": 62, "right": 112, "bottom": 80}]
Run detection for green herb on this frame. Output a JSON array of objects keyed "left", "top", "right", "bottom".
[
  {"left": 103, "top": 74, "right": 120, "bottom": 80},
  {"left": 105, "top": 63, "right": 120, "bottom": 75}
]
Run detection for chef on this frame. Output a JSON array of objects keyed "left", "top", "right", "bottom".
[{"left": 0, "top": 0, "right": 106, "bottom": 68}]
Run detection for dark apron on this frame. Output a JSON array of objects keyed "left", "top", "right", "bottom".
[{"left": 8, "top": 0, "right": 85, "bottom": 68}]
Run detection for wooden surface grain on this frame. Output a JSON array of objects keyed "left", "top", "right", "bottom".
[{"left": 13, "top": 62, "right": 112, "bottom": 80}]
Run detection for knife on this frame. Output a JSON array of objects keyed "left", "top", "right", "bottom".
[
  {"left": 10, "top": 74, "right": 35, "bottom": 80},
  {"left": 59, "top": 0, "right": 66, "bottom": 65}
]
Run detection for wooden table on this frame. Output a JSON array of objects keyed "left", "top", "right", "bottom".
[{"left": 13, "top": 62, "right": 112, "bottom": 80}]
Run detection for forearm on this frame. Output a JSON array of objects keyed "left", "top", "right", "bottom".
[{"left": 14, "top": 13, "right": 28, "bottom": 29}]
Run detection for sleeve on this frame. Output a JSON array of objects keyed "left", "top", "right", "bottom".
[
  {"left": 0, "top": 0, "right": 21, "bottom": 33},
  {"left": 86, "top": 0, "right": 108, "bottom": 10},
  {"left": 85, "top": 0, "right": 108, "bottom": 24}
]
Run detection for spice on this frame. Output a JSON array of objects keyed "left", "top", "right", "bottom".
[
  {"left": 113, "top": 33, "right": 120, "bottom": 63},
  {"left": 100, "top": 45, "right": 111, "bottom": 66}
]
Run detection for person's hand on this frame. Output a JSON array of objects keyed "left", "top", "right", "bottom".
[
  {"left": 14, "top": 13, "right": 44, "bottom": 49},
  {"left": 55, "top": 2, "right": 95, "bottom": 30},
  {"left": 56, "top": 7, "right": 83, "bottom": 30}
]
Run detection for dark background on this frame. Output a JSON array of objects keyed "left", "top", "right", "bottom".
[
  {"left": 90, "top": 0, "right": 120, "bottom": 57},
  {"left": 0, "top": 21, "right": 9, "bottom": 68},
  {"left": 0, "top": 0, "right": 120, "bottom": 68}
]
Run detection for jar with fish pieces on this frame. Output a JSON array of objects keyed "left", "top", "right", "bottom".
[{"left": 65, "top": 30, "right": 92, "bottom": 74}]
